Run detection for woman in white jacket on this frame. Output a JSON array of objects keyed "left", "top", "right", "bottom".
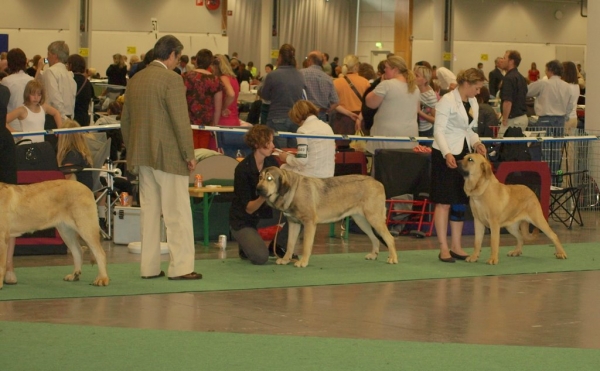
[{"left": 431, "top": 68, "right": 487, "bottom": 263}]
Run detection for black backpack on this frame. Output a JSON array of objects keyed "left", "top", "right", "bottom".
[{"left": 499, "top": 127, "right": 531, "bottom": 162}]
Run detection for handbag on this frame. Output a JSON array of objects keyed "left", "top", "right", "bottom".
[
  {"left": 15, "top": 139, "right": 58, "bottom": 171},
  {"left": 349, "top": 130, "right": 367, "bottom": 152}
]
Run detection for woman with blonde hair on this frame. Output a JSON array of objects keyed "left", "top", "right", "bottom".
[
  {"left": 212, "top": 54, "right": 238, "bottom": 126},
  {"left": 431, "top": 68, "right": 487, "bottom": 263},
  {"left": 57, "top": 119, "right": 94, "bottom": 191},
  {"left": 414, "top": 64, "right": 438, "bottom": 140},
  {"left": 365, "top": 55, "right": 420, "bottom": 153},
  {"left": 106, "top": 53, "right": 127, "bottom": 86},
  {"left": 332, "top": 54, "right": 370, "bottom": 146}
]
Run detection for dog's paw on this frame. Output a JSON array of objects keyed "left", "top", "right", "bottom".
[
  {"left": 386, "top": 255, "right": 398, "bottom": 264},
  {"left": 294, "top": 259, "right": 309, "bottom": 268},
  {"left": 507, "top": 250, "right": 522, "bottom": 257},
  {"left": 555, "top": 252, "right": 568, "bottom": 259},
  {"left": 92, "top": 276, "right": 110, "bottom": 286},
  {"left": 64, "top": 271, "right": 81, "bottom": 282},
  {"left": 465, "top": 255, "right": 478, "bottom": 263},
  {"left": 486, "top": 257, "right": 499, "bottom": 265},
  {"left": 364, "top": 253, "right": 378, "bottom": 261},
  {"left": 276, "top": 258, "right": 290, "bottom": 265}
]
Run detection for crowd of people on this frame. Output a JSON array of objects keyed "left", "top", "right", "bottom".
[{"left": 1, "top": 36, "right": 588, "bottom": 283}]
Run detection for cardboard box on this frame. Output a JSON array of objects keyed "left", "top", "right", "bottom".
[{"left": 113, "top": 206, "right": 166, "bottom": 245}]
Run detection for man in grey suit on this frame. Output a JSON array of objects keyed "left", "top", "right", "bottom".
[{"left": 121, "top": 35, "right": 202, "bottom": 280}]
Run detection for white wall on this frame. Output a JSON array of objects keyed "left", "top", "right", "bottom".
[
  {"left": 356, "top": 0, "right": 395, "bottom": 65},
  {"left": 0, "top": 0, "right": 228, "bottom": 76},
  {"left": 89, "top": 0, "right": 227, "bottom": 74},
  {"left": 0, "top": 0, "right": 78, "bottom": 61},
  {"left": 359, "top": 0, "right": 588, "bottom": 75}
]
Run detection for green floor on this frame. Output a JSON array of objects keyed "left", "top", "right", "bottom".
[
  {"left": 1, "top": 321, "right": 599, "bottom": 371},
  {"left": 2, "top": 243, "right": 598, "bottom": 301}
]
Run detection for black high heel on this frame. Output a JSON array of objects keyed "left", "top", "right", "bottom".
[
  {"left": 449, "top": 250, "right": 469, "bottom": 260},
  {"left": 438, "top": 253, "right": 456, "bottom": 263}
]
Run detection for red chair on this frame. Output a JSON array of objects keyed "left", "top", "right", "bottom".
[
  {"left": 16, "top": 171, "right": 67, "bottom": 255},
  {"left": 495, "top": 161, "right": 551, "bottom": 220}
]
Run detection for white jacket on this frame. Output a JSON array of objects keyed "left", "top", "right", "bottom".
[{"left": 433, "top": 89, "right": 481, "bottom": 157}]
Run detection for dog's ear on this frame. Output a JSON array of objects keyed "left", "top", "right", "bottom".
[
  {"left": 481, "top": 157, "right": 493, "bottom": 179},
  {"left": 278, "top": 169, "right": 291, "bottom": 196}
]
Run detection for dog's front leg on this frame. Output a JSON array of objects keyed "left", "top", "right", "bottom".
[
  {"left": 295, "top": 222, "right": 316, "bottom": 268},
  {"left": 487, "top": 221, "right": 501, "bottom": 265},
  {"left": 276, "top": 221, "right": 301, "bottom": 265},
  {"left": 0, "top": 233, "right": 7, "bottom": 289},
  {"left": 466, "top": 219, "right": 486, "bottom": 263}
]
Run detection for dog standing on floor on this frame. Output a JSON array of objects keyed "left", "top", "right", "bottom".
[
  {"left": 257, "top": 167, "right": 398, "bottom": 268},
  {"left": 458, "top": 153, "right": 567, "bottom": 265},
  {"left": 0, "top": 179, "right": 110, "bottom": 289}
]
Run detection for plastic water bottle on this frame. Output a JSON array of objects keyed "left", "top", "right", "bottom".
[
  {"left": 194, "top": 174, "right": 203, "bottom": 188},
  {"left": 236, "top": 149, "right": 244, "bottom": 162}
]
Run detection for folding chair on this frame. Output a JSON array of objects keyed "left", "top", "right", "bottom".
[
  {"left": 549, "top": 170, "right": 586, "bottom": 229},
  {"left": 60, "top": 137, "right": 119, "bottom": 240}
]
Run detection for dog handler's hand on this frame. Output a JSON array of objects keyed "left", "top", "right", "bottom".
[
  {"left": 187, "top": 159, "right": 197, "bottom": 172},
  {"left": 445, "top": 154, "right": 457, "bottom": 169},
  {"left": 475, "top": 142, "right": 487, "bottom": 156}
]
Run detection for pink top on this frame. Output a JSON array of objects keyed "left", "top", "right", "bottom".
[{"left": 218, "top": 76, "right": 240, "bottom": 126}]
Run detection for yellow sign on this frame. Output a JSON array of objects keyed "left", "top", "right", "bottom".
[
  {"left": 481, "top": 54, "right": 489, "bottom": 61},
  {"left": 127, "top": 46, "right": 137, "bottom": 54},
  {"left": 270, "top": 50, "right": 279, "bottom": 59},
  {"left": 79, "top": 48, "right": 89, "bottom": 57},
  {"left": 443, "top": 52, "right": 452, "bottom": 61}
]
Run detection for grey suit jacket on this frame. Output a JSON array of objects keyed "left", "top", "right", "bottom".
[{"left": 121, "top": 61, "right": 194, "bottom": 176}]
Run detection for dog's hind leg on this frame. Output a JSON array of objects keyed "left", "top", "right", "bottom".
[
  {"left": 529, "top": 212, "right": 567, "bottom": 259},
  {"left": 294, "top": 222, "right": 317, "bottom": 268},
  {"left": 277, "top": 221, "right": 301, "bottom": 266},
  {"left": 56, "top": 224, "right": 83, "bottom": 282},
  {"left": 505, "top": 222, "right": 524, "bottom": 257},
  {"left": 351, "top": 214, "right": 380, "bottom": 260},
  {"left": 78, "top": 222, "right": 109, "bottom": 286}
]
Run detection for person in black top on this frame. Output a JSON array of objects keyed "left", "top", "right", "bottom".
[
  {"left": 499, "top": 50, "right": 528, "bottom": 138},
  {"left": 230, "top": 125, "right": 287, "bottom": 264},
  {"left": 67, "top": 54, "right": 95, "bottom": 126},
  {"left": 488, "top": 57, "right": 504, "bottom": 98},
  {"left": 106, "top": 53, "right": 127, "bottom": 86}
]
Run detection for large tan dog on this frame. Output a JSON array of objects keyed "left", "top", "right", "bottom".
[
  {"left": 257, "top": 167, "right": 398, "bottom": 268},
  {"left": 0, "top": 180, "right": 110, "bottom": 289},
  {"left": 459, "top": 153, "right": 567, "bottom": 264}
]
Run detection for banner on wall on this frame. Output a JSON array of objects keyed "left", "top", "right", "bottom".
[
  {"left": 79, "top": 48, "right": 89, "bottom": 57},
  {"left": 127, "top": 46, "right": 137, "bottom": 54},
  {"left": 0, "top": 34, "right": 8, "bottom": 53}
]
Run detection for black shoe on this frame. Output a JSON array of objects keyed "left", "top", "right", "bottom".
[
  {"left": 449, "top": 250, "right": 469, "bottom": 260},
  {"left": 239, "top": 248, "right": 248, "bottom": 260},
  {"left": 142, "top": 270, "right": 165, "bottom": 279},
  {"left": 438, "top": 253, "right": 456, "bottom": 263}
]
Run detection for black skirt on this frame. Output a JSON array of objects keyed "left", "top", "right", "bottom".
[{"left": 430, "top": 140, "right": 469, "bottom": 205}]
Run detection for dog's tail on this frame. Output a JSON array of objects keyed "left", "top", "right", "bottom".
[{"left": 520, "top": 221, "right": 540, "bottom": 241}]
